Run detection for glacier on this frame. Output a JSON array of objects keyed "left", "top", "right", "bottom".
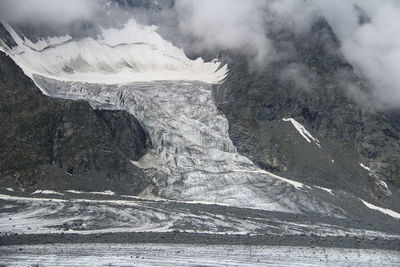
[
  {"left": 2, "top": 13, "right": 400, "bottom": 228},
  {"left": 1, "top": 14, "right": 400, "bottom": 262},
  {"left": 34, "top": 77, "right": 346, "bottom": 215},
  {"left": 0, "top": 17, "right": 350, "bottom": 216}
]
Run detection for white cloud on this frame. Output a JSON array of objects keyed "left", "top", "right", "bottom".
[
  {"left": 175, "top": 0, "right": 400, "bottom": 108},
  {"left": 0, "top": 0, "right": 100, "bottom": 25},
  {"left": 308, "top": 0, "right": 400, "bottom": 108},
  {"left": 175, "top": 0, "right": 275, "bottom": 65},
  {"left": 338, "top": 1, "right": 400, "bottom": 108}
]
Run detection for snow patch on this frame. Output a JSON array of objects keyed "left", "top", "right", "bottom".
[
  {"left": 283, "top": 118, "right": 321, "bottom": 148},
  {"left": 379, "top": 180, "right": 389, "bottom": 190},
  {"left": 66, "top": 190, "right": 116, "bottom": 196},
  {"left": 31, "top": 190, "right": 63, "bottom": 196},
  {"left": 234, "top": 169, "right": 305, "bottom": 189},
  {"left": 5, "top": 188, "right": 14, "bottom": 192},
  {"left": 359, "top": 163, "right": 372, "bottom": 172},
  {"left": 65, "top": 190, "right": 86, "bottom": 194},
  {"left": 89, "top": 190, "right": 116, "bottom": 196},
  {"left": 360, "top": 199, "right": 400, "bottom": 219},
  {"left": 315, "top": 186, "right": 335, "bottom": 196}
]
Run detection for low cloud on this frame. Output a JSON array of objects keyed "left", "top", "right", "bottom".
[
  {"left": 175, "top": 0, "right": 275, "bottom": 65},
  {"left": 174, "top": 0, "right": 319, "bottom": 65},
  {"left": 175, "top": 0, "right": 400, "bottom": 108},
  {"left": 337, "top": 1, "right": 400, "bottom": 108},
  {"left": 0, "top": 0, "right": 100, "bottom": 25}
]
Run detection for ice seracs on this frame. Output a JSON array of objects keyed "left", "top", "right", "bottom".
[{"left": 1, "top": 19, "right": 227, "bottom": 86}]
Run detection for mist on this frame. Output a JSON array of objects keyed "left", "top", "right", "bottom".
[
  {"left": 174, "top": 0, "right": 400, "bottom": 108},
  {"left": 0, "top": 0, "right": 100, "bottom": 25},
  {"left": 175, "top": 0, "right": 275, "bottom": 65},
  {"left": 336, "top": 1, "right": 400, "bottom": 108}
]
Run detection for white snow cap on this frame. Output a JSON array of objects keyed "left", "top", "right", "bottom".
[{"left": 1, "top": 19, "right": 227, "bottom": 85}]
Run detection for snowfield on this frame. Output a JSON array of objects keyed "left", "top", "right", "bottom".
[{"left": 1, "top": 19, "right": 227, "bottom": 85}]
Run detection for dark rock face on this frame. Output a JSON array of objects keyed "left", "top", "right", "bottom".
[
  {"left": 109, "top": 0, "right": 174, "bottom": 9},
  {"left": 0, "top": 51, "right": 151, "bottom": 194},
  {"left": 214, "top": 20, "right": 400, "bottom": 202}
]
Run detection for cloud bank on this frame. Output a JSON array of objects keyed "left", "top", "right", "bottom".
[
  {"left": 337, "top": 1, "right": 400, "bottom": 108},
  {"left": 175, "top": 0, "right": 275, "bottom": 64},
  {"left": 175, "top": 0, "right": 400, "bottom": 108}
]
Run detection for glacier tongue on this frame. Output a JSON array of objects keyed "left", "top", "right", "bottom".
[{"left": 35, "top": 77, "right": 344, "bottom": 216}]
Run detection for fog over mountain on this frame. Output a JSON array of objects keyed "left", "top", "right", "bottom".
[{"left": 175, "top": 0, "right": 400, "bottom": 108}]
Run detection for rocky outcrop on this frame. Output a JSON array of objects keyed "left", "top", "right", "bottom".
[
  {"left": 107, "top": 0, "right": 174, "bottom": 9},
  {"left": 0, "top": 51, "right": 151, "bottom": 194},
  {"left": 214, "top": 20, "right": 400, "bottom": 203}
]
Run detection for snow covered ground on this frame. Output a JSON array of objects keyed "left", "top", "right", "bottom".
[{"left": 1, "top": 243, "right": 399, "bottom": 267}]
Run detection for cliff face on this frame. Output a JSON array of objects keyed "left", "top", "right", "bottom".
[
  {"left": 215, "top": 20, "right": 400, "bottom": 203},
  {"left": 0, "top": 51, "right": 151, "bottom": 194}
]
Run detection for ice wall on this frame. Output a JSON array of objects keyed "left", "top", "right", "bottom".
[{"left": 0, "top": 20, "right": 226, "bottom": 85}]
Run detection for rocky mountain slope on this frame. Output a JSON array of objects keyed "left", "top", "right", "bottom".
[
  {"left": 214, "top": 19, "right": 400, "bottom": 207},
  {"left": 0, "top": 51, "right": 151, "bottom": 194}
]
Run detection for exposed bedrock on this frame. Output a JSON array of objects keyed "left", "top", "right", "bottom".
[
  {"left": 214, "top": 19, "right": 400, "bottom": 210},
  {"left": 0, "top": 51, "right": 151, "bottom": 195}
]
